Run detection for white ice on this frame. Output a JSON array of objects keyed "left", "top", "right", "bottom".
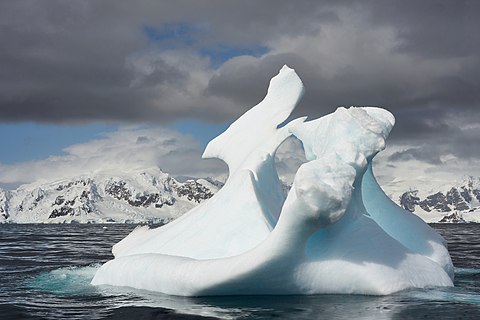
[{"left": 92, "top": 65, "right": 453, "bottom": 296}]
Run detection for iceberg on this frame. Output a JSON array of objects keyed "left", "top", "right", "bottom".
[{"left": 92, "top": 65, "right": 453, "bottom": 296}]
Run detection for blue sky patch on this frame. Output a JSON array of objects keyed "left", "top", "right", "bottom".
[
  {"left": 143, "top": 23, "right": 202, "bottom": 46},
  {"left": 143, "top": 23, "right": 268, "bottom": 68},
  {"left": 169, "top": 119, "right": 230, "bottom": 148},
  {"left": 201, "top": 45, "right": 269, "bottom": 68},
  {"left": 0, "top": 123, "right": 116, "bottom": 164}
]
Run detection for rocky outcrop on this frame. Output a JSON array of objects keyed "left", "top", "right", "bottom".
[
  {"left": 399, "top": 190, "right": 420, "bottom": 212},
  {"left": 174, "top": 180, "right": 214, "bottom": 203},
  {"left": 438, "top": 212, "right": 467, "bottom": 223}
]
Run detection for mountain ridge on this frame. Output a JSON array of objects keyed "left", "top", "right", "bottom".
[
  {"left": 397, "top": 176, "right": 480, "bottom": 223},
  {"left": 3, "top": 166, "right": 479, "bottom": 224},
  {"left": 0, "top": 167, "right": 221, "bottom": 224}
]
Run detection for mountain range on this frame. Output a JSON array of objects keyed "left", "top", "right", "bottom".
[
  {"left": 2, "top": 167, "right": 479, "bottom": 224},
  {"left": 0, "top": 167, "right": 221, "bottom": 224},
  {"left": 396, "top": 176, "right": 480, "bottom": 223}
]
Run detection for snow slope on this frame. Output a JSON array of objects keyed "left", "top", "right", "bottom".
[{"left": 92, "top": 65, "right": 453, "bottom": 296}]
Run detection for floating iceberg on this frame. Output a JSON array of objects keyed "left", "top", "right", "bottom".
[{"left": 92, "top": 65, "right": 453, "bottom": 295}]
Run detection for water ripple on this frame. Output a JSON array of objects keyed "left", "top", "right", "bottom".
[{"left": 1, "top": 223, "right": 480, "bottom": 319}]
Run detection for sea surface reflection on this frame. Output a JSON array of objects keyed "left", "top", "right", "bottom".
[{"left": 1, "top": 223, "right": 479, "bottom": 319}]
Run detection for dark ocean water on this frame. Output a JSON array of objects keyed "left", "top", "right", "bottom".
[{"left": 1, "top": 223, "right": 480, "bottom": 320}]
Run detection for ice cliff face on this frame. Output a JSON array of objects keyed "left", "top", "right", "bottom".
[
  {"left": 0, "top": 168, "right": 220, "bottom": 224},
  {"left": 92, "top": 65, "right": 454, "bottom": 296},
  {"left": 398, "top": 177, "right": 480, "bottom": 223}
]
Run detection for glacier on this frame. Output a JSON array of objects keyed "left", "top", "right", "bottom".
[{"left": 91, "top": 65, "right": 454, "bottom": 295}]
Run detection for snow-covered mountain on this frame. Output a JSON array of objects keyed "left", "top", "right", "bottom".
[
  {"left": 396, "top": 176, "right": 480, "bottom": 223},
  {"left": 2, "top": 162, "right": 478, "bottom": 225},
  {"left": 0, "top": 167, "right": 221, "bottom": 224}
]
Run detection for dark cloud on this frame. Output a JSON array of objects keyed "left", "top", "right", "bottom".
[
  {"left": 0, "top": 0, "right": 479, "bottom": 166},
  {"left": 135, "top": 136, "right": 149, "bottom": 144},
  {"left": 388, "top": 147, "right": 443, "bottom": 165},
  {"left": 367, "top": 0, "right": 480, "bottom": 59},
  {"left": 0, "top": 0, "right": 340, "bottom": 124},
  {"left": 387, "top": 115, "right": 480, "bottom": 165}
]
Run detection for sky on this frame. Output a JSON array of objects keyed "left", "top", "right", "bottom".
[{"left": 0, "top": 0, "right": 479, "bottom": 194}]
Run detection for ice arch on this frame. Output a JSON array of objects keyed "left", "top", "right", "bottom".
[{"left": 92, "top": 66, "right": 453, "bottom": 296}]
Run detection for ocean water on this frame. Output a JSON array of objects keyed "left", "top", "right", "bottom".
[{"left": 1, "top": 224, "right": 479, "bottom": 320}]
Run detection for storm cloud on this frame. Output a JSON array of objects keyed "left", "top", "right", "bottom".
[{"left": 0, "top": 0, "right": 479, "bottom": 167}]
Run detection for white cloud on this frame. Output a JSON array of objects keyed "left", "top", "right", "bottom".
[
  {"left": 0, "top": 126, "right": 227, "bottom": 188},
  {"left": 373, "top": 143, "right": 480, "bottom": 199}
]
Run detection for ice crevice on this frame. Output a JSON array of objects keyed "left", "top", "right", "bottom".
[{"left": 92, "top": 65, "right": 454, "bottom": 296}]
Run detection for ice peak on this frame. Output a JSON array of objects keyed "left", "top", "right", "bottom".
[{"left": 203, "top": 65, "right": 305, "bottom": 175}]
